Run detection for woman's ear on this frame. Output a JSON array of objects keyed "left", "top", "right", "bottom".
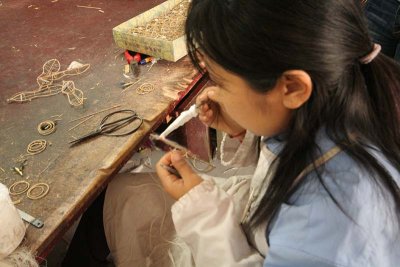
[{"left": 280, "top": 70, "right": 312, "bottom": 109}]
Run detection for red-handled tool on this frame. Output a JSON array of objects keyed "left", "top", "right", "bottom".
[
  {"left": 124, "top": 50, "right": 141, "bottom": 77},
  {"left": 124, "top": 50, "right": 141, "bottom": 64}
]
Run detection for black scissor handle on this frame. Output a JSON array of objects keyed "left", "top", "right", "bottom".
[
  {"left": 101, "top": 110, "right": 137, "bottom": 124},
  {"left": 100, "top": 109, "right": 143, "bottom": 136},
  {"left": 69, "top": 109, "right": 143, "bottom": 146},
  {"left": 69, "top": 128, "right": 102, "bottom": 145}
]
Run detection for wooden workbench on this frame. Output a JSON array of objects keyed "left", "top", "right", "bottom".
[{"left": 0, "top": 0, "right": 204, "bottom": 258}]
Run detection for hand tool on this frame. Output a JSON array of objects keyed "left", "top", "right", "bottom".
[
  {"left": 124, "top": 50, "right": 141, "bottom": 77},
  {"left": 159, "top": 163, "right": 182, "bottom": 178},
  {"left": 12, "top": 160, "right": 27, "bottom": 177},
  {"left": 18, "top": 209, "right": 44, "bottom": 228},
  {"left": 139, "top": 57, "right": 154, "bottom": 65},
  {"left": 69, "top": 110, "right": 143, "bottom": 146},
  {"left": 124, "top": 50, "right": 141, "bottom": 64},
  {"left": 159, "top": 103, "right": 202, "bottom": 138}
]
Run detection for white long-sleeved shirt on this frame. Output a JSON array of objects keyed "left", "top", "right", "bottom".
[{"left": 172, "top": 130, "right": 400, "bottom": 267}]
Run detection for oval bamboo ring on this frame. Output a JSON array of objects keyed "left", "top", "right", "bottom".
[
  {"left": 27, "top": 183, "right": 49, "bottom": 200},
  {"left": 136, "top": 83, "right": 155, "bottom": 95},
  {"left": 27, "top": 139, "right": 47, "bottom": 155},
  {"left": 37, "top": 120, "right": 56, "bottom": 136},
  {"left": 9, "top": 181, "right": 30, "bottom": 195}
]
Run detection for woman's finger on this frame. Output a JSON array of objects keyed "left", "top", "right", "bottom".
[
  {"left": 198, "top": 109, "right": 215, "bottom": 124},
  {"left": 170, "top": 151, "right": 195, "bottom": 180},
  {"left": 170, "top": 151, "right": 203, "bottom": 189},
  {"left": 157, "top": 151, "right": 173, "bottom": 166},
  {"left": 196, "top": 86, "right": 218, "bottom": 107},
  {"left": 156, "top": 153, "right": 184, "bottom": 196}
]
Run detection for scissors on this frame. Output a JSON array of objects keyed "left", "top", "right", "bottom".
[{"left": 69, "top": 109, "right": 143, "bottom": 146}]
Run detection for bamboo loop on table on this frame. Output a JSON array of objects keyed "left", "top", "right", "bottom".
[
  {"left": 37, "top": 120, "right": 56, "bottom": 135},
  {"left": 27, "top": 183, "right": 50, "bottom": 200},
  {"left": 9, "top": 180, "right": 51, "bottom": 200},
  {"left": 27, "top": 140, "right": 47, "bottom": 155},
  {"left": 136, "top": 83, "right": 155, "bottom": 95},
  {"left": 9, "top": 181, "right": 30, "bottom": 196}
]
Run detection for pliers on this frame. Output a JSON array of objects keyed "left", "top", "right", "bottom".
[{"left": 124, "top": 50, "right": 141, "bottom": 77}]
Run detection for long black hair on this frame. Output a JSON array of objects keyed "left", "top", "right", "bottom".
[{"left": 185, "top": 0, "right": 400, "bottom": 228}]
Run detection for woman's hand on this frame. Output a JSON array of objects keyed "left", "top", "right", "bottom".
[
  {"left": 196, "top": 86, "right": 245, "bottom": 137},
  {"left": 156, "top": 150, "right": 203, "bottom": 200}
]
